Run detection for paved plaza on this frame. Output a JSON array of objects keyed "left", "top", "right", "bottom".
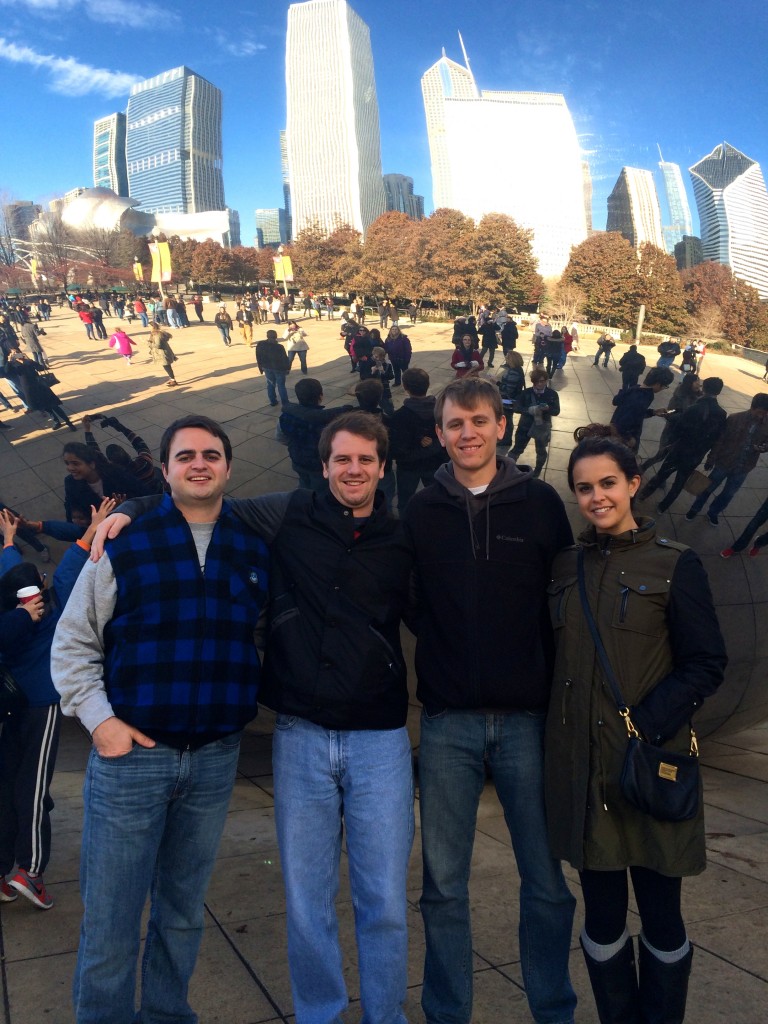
[{"left": 1, "top": 304, "right": 767, "bottom": 1022}]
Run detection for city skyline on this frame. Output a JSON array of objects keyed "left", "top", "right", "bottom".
[
  {"left": 606, "top": 167, "right": 665, "bottom": 251},
  {"left": 0, "top": 0, "right": 765, "bottom": 252}
]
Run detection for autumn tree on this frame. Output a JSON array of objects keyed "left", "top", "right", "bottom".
[
  {"left": 681, "top": 261, "right": 768, "bottom": 348},
  {"left": 356, "top": 212, "right": 419, "bottom": 300},
  {"left": 289, "top": 222, "right": 362, "bottom": 294},
  {"left": 190, "top": 239, "right": 233, "bottom": 289},
  {"left": 471, "top": 213, "right": 543, "bottom": 310},
  {"left": 167, "top": 236, "right": 200, "bottom": 282},
  {"left": 544, "top": 279, "right": 586, "bottom": 323},
  {"left": 229, "top": 246, "right": 265, "bottom": 288},
  {"left": 561, "top": 232, "right": 640, "bottom": 327},
  {"left": 635, "top": 243, "right": 689, "bottom": 334},
  {"left": 414, "top": 208, "right": 476, "bottom": 313},
  {"left": 32, "top": 212, "right": 76, "bottom": 289}
]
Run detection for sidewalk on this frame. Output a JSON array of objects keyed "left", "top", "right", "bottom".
[{"left": 1, "top": 305, "right": 767, "bottom": 1021}]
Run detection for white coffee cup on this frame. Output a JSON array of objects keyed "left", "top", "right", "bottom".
[{"left": 16, "top": 585, "right": 41, "bottom": 604}]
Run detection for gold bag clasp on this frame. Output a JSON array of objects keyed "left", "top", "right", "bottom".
[{"left": 658, "top": 762, "right": 678, "bottom": 782}]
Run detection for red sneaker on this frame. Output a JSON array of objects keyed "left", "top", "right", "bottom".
[
  {"left": 719, "top": 548, "right": 735, "bottom": 559},
  {"left": 749, "top": 547, "right": 761, "bottom": 557},
  {"left": 8, "top": 869, "right": 53, "bottom": 909}
]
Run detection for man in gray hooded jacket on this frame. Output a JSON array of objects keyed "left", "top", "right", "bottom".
[{"left": 404, "top": 376, "right": 577, "bottom": 1024}]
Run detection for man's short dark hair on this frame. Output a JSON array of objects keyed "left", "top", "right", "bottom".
[
  {"left": 702, "top": 376, "right": 724, "bottom": 396},
  {"left": 434, "top": 377, "right": 503, "bottom": 425},
  {"left": 751, "top": 393, "right": 768, "bottom": 410},
  {"left": 318, "top": 410, "right": 388, "bottom": 465},
  {"left": 402, "top": 368, "right": 429, "bottom": 396},
  {"left": 354, "top": 379, "right": 383, "bottom": 412},
  {"left": 266, "top": 329, "right": 277, "bottom": 340},
  {"left": 644, "top": 367, "right": 675, "bottom": 388},
  {"left": 160, "top": 415, "right": 232, "bottom": 467},
  {"left": 294, "top": 377, "right": 323, "bottom": 406}
]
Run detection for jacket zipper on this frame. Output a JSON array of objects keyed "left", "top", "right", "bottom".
[{"left": 619, "top": 586, "right": 629, "bottom": 623}]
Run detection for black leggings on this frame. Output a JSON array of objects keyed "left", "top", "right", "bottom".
[{"left": 580, "top": 867, "right": 685, "bottom": 951}]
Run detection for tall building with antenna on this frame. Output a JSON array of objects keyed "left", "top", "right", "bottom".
[
  {"left": 421, "top": 39, "right": 587, "bottom": 277},
  {"left": 285, "top": 0, "right": 386, "bottom": 237},
  {"left": 690, "top": 141, "right": 768, "bottom": 300},
  {"left": 657, "top": 147, "right": 693, "bottom": 253}
]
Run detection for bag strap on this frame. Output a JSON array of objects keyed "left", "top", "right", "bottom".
[
  {"left": 576, "top": 548, "right": 627, "bottom": 712},
  {"left": 576, "top": 547, "right": 698, "bottom": 756}
]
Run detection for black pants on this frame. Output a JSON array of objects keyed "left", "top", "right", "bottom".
[
  {"left": 652, "top": 456, "right": 700, "bottom": 511},
  {"left": 480, "top": 344, "right": 497, "bottom": 366},
  {"left": 288, "top": 350, "right": 308, "bottom": 374},
  {"left": 580, "top": 867, "right": 685, "bottom": 951},
  {"left": 0, "top": 704, "right": 61, "bottom": 876}
]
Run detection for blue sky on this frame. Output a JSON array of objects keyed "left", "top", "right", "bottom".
[{"left": 0, "top": 0, "right": 765, "bottom": 248}]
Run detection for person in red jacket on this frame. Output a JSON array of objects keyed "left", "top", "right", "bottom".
[{"left": 451, "top": 334, "right": 484, "bottom": 378}]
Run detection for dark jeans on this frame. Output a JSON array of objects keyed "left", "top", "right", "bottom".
[
  {"left": 395, "top": 465, "right": 437, "bottom": 514},
  {"left": 288, "top": 350, "right": 308, "bottom": 374},
  {"left": 652, "top": 456, "right": 701, "bottom": 512},
  {"left": 390, "top": 358, "right": 408, "bottom": 386},
  {"left": 733, "top": 497, "right": 768, "bottom": 551},
  {"left": 480, "top": 344, "right": 497, "bottom": 367}
]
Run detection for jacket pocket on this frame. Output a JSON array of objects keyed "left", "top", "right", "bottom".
[
  {"left": 612, "top": 571, "right": 670, "bottom": 636},
  {"left": 547, "top": 575, "right": 577, "bottom": 628}
]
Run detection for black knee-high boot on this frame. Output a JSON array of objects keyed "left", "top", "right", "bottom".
[
  {"left": 581, "top": 934, "right": 641, "bottom": 1024},
  {"left": 638, "top": 939, "right": 693, "bottom": 1023}
]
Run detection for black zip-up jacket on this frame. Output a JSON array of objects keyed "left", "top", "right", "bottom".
[
  {"left": 388, "top": 395, "right": 448, "bottom": 470},
  {"left": 405, "top": 459, "right": 573, "bottom": 714},
  {"left": 236, "top": 489, "right": 413, "bottom": 730}
]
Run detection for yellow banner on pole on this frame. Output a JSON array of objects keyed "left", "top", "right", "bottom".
[
  {"left": 149, "top": 242, "right": 172, "bottom": 283},
  {"left": 273, "top": 255, "right": 294, "bottom": 284},
  {"left": 133, "top": 260, "right": 144, "bottom": 282}
]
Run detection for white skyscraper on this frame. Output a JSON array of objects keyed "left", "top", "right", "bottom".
[
  {"left": 421, "top": 49, "right": 587, "bottom": 277},
  {"left": 285, "top": 0, "right": 386, "bottom": 237},
  {"left": 690, "top": 142, "right": 768, "bottom": 301},
  {"left": 421, "top": 51, "right": 479, "bottom": 210},
  {"left": 606, "top": 167, "right": 665, "bottom": 251}
]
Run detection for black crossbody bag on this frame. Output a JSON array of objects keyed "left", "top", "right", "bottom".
[{"left": 576, "top": 548, "right": 699, "bottom": 822}]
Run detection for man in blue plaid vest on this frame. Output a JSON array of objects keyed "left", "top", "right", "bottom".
[{"left": 51, "top": 415, "right": 270, "bottom": 1024}]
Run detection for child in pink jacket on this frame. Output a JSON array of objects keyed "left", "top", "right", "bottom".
[{"left": 109, "top": 329, "right": 136, "bottom": 365}]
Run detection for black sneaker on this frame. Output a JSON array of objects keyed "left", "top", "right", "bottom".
[
  {"left": 707, "top": 512, "right": 719, "bottom": 526},
  {"left": 684, "top": 511, "right": 697, "bottom": 522}
]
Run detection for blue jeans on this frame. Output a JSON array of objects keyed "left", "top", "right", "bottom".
[
  {"left": 167, "top": 309, "right": 180, "bottom": 329},
  {"left": 265, "top": 369, "right": 289, "bottom": 405},
  {"left": 73, "top": 735, "right": 241, "bottom": 1024},
  {"left": 217, "top": 325, "right": 231, "bottom": 346},
  {"left": 419, "top": 710, "right": 576, "bottom": 1024},
  {"left": 273, "top": 716, "right": 414, "bottom": 1024},
  {"left": 687, "top": 465, "right": 748, "bottom": 517}
]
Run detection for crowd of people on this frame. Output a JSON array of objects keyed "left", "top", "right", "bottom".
[{"left": 1, "top": 289, "right": 766, "bottom": 1024}]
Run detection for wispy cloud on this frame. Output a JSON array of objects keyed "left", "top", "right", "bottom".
[
  {"left": 213, "top": 30, "right": 267, "bottom": 58},
  {"left": 0, "top": 0, "right": 176, "bottom": 29},
  {"left": 0, "top": 36, "right": 141, "bottom": 96}
]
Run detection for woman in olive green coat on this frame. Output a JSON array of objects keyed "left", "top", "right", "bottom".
[{"left": 545, "top": 433, "right": 726, "bottom": 1024}]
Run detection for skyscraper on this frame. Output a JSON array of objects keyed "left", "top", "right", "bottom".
[
  {"left": 421, "top": 51, "right": 479, "bottom": 210},
  {"left": 383, "top": 174, "right": 424, "bottom": 221},
  {"left": 255, "top": 208, "right": 289, "bottom": 248},
  {"left": 285, "top": 0, "right": 386, "bottom": 237},
  {"left": 93, "top": 113, "right": 129, "bottom": 197},
  {"left": 126, "top": 66, "right": 224, "bottom": 215},
  {"left": 689, "top": 142, "right": 768, "bottom": 301},
  {"left": 279, "top": 129, "right": 292, "bottom": 240},
  {"left": 657, "top": 151, "right": 693, "bottom": 253},
  {"left": 606, "top": 167, "right": 665, "bottom": 250},
  {"left": 3, "top": 201, "right": 42, "bottom": 241},
  {"left": 421, "top": 47, "right": 587, "bottom": 277}
]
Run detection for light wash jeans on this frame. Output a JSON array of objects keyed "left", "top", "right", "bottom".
[
  {"left": 73, "top": 735, "right": 241, "bottom": 1024},
  {"left": 419, "top": 709, "right": 576, "bottom": 1024},
  {"left": 264, "top": 369, "right": 289, "bottom": 405},
  {"left": 273, "top": 715, "right": 414, "bottom": 1024}
]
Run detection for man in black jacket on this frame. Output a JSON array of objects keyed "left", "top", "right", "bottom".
[
  {"left": 405, "top": 377, "right": 577, "bottom": 1024},
  {"left": 255, "top": 330, "right": 290, "bottom": 406},
  {"left": 388, "top": 369, "right": 448, "bottom": 513},
  {"left": 277, "top": 377, "right": 351, "bottom": 490},
  {"left": 639, "top": 377, "right": 727, "bottom": 512}
]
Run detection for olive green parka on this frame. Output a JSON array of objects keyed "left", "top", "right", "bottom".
[{"left": 545, "top": 518, "right": 726, "bottom": 877}]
